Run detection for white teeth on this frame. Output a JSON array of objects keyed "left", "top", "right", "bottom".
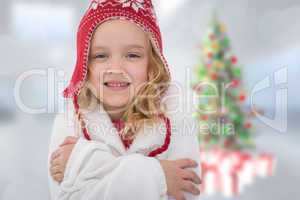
[{"left": 106, "top": 82, "right": 129, "bottom": 87}]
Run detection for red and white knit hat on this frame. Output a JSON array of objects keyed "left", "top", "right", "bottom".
[
  {"left": 62, "top": 1, "right": 172, "bottom": 156},
  {"left": 63, "top": 0, "right": 171, "bottom": 98}
]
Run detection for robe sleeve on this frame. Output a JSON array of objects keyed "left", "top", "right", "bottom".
[
  {"left": 165, "top": 112, "right": 202, "bottom": 200},
  {"left": 48, "top": 113, "right": 78, "bottom": 200},
  {"left": 48, "top": 114, "right": 168, "bottom": 200}
]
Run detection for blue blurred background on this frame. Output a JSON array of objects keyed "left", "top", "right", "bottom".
[{"left": 0, "top": 0, "right": 299, "bottom": 199}]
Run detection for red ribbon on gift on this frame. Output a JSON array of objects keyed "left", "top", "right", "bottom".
[
  {"left": 257, "top": 153, "right": 274, "bottom": 176},
  {"left": 201, "top": 162, "right": 221, "bottom": 193}
]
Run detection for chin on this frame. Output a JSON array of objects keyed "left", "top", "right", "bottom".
[{"left": 103, "top": 96, "right": 131, "bottom": 109}]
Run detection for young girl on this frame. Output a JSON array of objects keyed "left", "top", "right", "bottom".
[{"left": 48, "top": 0, "right": 201, "bottom": 200}]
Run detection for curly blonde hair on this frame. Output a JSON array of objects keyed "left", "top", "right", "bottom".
[{"left": 78, "top": 43, "right": 170, "bottom": 140}]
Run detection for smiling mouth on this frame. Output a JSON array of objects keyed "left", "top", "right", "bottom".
[{"left": 103, "top": 81, "right": 131, "bottom": 90}]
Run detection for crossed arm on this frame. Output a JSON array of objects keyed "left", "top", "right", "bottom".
[{"left": 48, "top": 115, "right": 201, "bottom": 200}]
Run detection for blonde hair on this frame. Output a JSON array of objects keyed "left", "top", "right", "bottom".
[{"left": 78, "top": 43, "right": 170, "bottom": 140}]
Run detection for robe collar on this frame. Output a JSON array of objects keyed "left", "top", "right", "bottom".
[{"left": 78, "top": 103, "right": 168, "bottom": 156}]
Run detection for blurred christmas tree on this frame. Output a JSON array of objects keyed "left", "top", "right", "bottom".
[{"left": 192, "top": 15, "right": 254, "bottom": 150}]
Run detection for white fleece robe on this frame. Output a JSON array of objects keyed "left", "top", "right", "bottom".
[{"left": 48, "top": 89, "right": 201, "bottom": 200}]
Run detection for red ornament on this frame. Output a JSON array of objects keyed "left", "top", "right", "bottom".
[
  {"left": 244, "top": 122, "right": 252, "bottom": 129},
  {"left": 209, "top": 34, "right": 216, "bottom": 41},
  {"left": 201, "top": 115, "right": 208, "bottom": 121},
  {"left": 231, "top": 79, "right": 240, "bottom": 87},
  {"left": 208, "top": 52, "right": 213, "bottom": 59},
  {"left": 211, "top": 73, "right": 218, "bottom": 80},
  {"left": 231, "top": 56, "right": 238, "bottom": 64},
  {"left": 239, "top": 93, "right": 246, "bottom": 102},
  {"left": 224, "top": 138, "right": 235, "bottom": 148}
]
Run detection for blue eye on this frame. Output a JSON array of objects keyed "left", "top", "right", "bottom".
[
  {"left": 94, "top": 54, "right": 108, "bottom": 59},
  {"left": 126, "top": 53, "right": 141, "bottom": 59}
]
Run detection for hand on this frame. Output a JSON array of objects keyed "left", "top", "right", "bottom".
[
  {"left": 50, "top": 136, "right": 79, "bottom": 183},
  {"left": 159, "top": 159, "right": 201, "bottom": 200}
]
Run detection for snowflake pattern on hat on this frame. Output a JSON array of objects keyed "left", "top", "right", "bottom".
[
  {"left": 90, "top": 0, "right": 107, "bottom": 10},
  {"left": 118, "top": 0, "right": 145, "bottom": 12}
]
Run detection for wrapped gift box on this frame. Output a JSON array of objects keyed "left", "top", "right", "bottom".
[{"left": 200, "top": 148, "right": 275, "bottom": 197}]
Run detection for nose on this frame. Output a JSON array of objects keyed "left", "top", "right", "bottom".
[
  {"left": 103, "top": 56, "right": 129, "bottom": 79},
  {"left": 107, "top": 56, "right": 123, "bottom": 71}
]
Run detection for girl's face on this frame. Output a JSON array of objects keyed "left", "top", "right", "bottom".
[{"left": 88, "top": 19, "right": 150, "bottom": 118}]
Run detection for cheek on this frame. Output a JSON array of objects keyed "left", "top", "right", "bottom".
[
  {"left": 127, "top": 62, "right": 148, "bottom": 85},
  {"left": 126, "top": 61, "right": 148, "bottom": 96},
  {"left": 128, "top": 69, "right": 147, "bottom": 95},
  {"left": 88, "top": 67, "right": 104, "bottom": 90}
]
